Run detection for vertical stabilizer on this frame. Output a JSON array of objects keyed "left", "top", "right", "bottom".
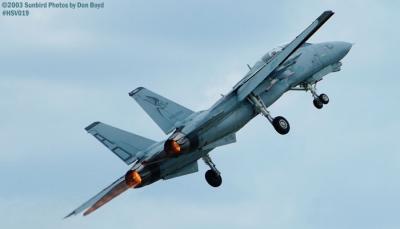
[{"left": 129, "top": 87, "right": 193, "bottom": 134}]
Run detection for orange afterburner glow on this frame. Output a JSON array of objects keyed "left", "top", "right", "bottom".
[
  {"left": 170, "top": 140, "right": 181, "bottom": 154},
  {"left": 125, "top": 170, "right": 142, "bottom": 188}
]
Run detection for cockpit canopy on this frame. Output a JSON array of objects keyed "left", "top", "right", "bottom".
[
  {"left": 234, "top": 42, "right": 313, "bottom": 89},
  {"left": 261, "top": 42, "right": 311, "bottom": 63},
  {"left": 261, "top": 44, "right": 286, "bottom": 63}
]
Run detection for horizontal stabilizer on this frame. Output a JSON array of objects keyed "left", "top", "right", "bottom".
[
  {"left": 129, "top": 87, "right": 193, "bottom": 134},
  {"left": 85, "top": 122, "right": 156, "bottom": 165}
]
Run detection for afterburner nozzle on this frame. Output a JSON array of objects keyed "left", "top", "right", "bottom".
[
  {"left": 125, "top": 170, "right": 142, "bottom": 188},
  {"left": 165, "top": 139, "right": 182, "bottom": 155},
  {"left": 163, "top": 131, "right": 199, "bottom": 156}
]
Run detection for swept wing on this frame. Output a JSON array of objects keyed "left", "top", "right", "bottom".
[{"left": 65, "top": 176, "right": 128, "bottom": 218}]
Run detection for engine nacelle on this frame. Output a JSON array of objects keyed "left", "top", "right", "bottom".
[{"left": 164, "top": 132, "right": 198, "bottom": 156}]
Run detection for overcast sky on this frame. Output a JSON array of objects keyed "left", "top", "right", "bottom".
[{"left": 1, "top": 0, "right": 399, "bottom": 228}]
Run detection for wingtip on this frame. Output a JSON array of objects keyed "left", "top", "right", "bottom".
[
  {"left": 317, "top": 10, "right": 334, "bottom": 22},
  {"left": 63, "top": 211, "right": 76, "bottom": 219},
  {"left": 129, "top": 87, "right": 144, "bottom": 96},
  {"left": 85, "top": 121, "right": 101, "bottom": 131},
  {"left": 324, "top": 10, "right": 334, "bottom": 15}
]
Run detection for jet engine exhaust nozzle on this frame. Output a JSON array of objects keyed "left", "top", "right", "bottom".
[
  {"left": 164, "top": 132, "right": 198, "bottom": 156},
  {"left": 125, "top": 170, "right": 142, "bottom": 188},
  {"left": 164, "top": 139, "right": 182, "bottom": 155},
  {"left": 164, "top": 138, "right": 190, "bottom": 155}
]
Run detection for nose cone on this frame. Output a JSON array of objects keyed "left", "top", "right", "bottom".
[
  {"left": 316, "top": 42, "right": 352, "bottom": 66},
  {"left": 336, "top": 41, "right": 352, "bottom": 60}
]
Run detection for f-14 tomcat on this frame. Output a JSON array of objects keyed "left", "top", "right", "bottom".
[{"left": 66, "top": 10, "right": 352, "bottom": 217}]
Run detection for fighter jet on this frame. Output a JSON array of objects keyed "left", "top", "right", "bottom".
[{"left": 66, "top": 10, "right": 352, "bottom": 217}]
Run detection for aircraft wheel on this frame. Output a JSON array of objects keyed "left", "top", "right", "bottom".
[
  {"left": 319, "top": 94, "right": 329, "bottom": 104},
  {"left": 313, "top": 98, "right": 323, "bottom": 109},
  {"left": 272, "top": 116, "right": 290, "bottom": 135},
  {"left": 205, "top": 170, "right": 222, "bottom": 187}
]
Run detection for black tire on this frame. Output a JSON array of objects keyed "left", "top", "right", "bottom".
[
  {"left": 319, "top": 94, "right": 329, "bottom": 104},
  {"left": 205, "top": 170, "right": 222, "bottom": 187},
  {"left": 313, "top": 98, "right": 323, "bottom": 109},
  {"left": 272, "top": 116, "right": 290, "bottom": 135}
]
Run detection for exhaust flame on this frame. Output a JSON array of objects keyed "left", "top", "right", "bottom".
[
  {"left": 164, "top": 132, "right": 198, "bottom": 156},
  {"left": 170, "top": 140, "right": 181, "bottom": 154},
  {"left": 125, "top": 170, "right": 142, "bottom": 188}
]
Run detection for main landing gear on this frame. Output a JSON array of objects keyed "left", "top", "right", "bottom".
[
  {"left": 248, "top": 93, "right": 290, "bottom": 135},
  {"left": 203, "top": 154, "right": 222, "bottom": 187}
]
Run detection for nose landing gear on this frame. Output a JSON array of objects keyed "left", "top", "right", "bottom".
[
  {"left": 319, "top": 93, "right": 330, "bottom": 104},
  {"left": 313, "top": 93, "right": 329, "bottom": 109},
  {"left": 309, "top": 84, "right": 329, "bottom": 109},
  {"left": 291, "top": 83, "right": 330, "bottom": 109},
  {"left": 313, "top": 98, "right": 323, "bottom": 109}
]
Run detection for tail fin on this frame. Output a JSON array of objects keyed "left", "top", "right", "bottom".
[
  {"left": 85, "top": 122, "right": 156, "bottom": 165},
  {"left": 129, "top": 87, "right": 193, "bottom": 134}
]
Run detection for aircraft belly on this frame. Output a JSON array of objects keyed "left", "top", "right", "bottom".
[
  {"left": 163, "top": 161, "right": 198, "bottom": 180},
  {"left": 159, "top": 149, "right": 211, "bottom": 177},
  {"left": 305, "top": 61, "right": 342, "bottom": 83},
  {"left": 198, "top": 102, "right": 255, "bottom": 146},
  {"left": 259, "top": 79, "right": 291, "bottom": 107}
]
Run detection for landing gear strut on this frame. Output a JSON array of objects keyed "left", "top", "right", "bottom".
[
  {"left": 248, "top": 93, "right": 290, "bottom": 135},
  {"left": 202, "top": 154, "right": 222, "bottom": 187}
]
